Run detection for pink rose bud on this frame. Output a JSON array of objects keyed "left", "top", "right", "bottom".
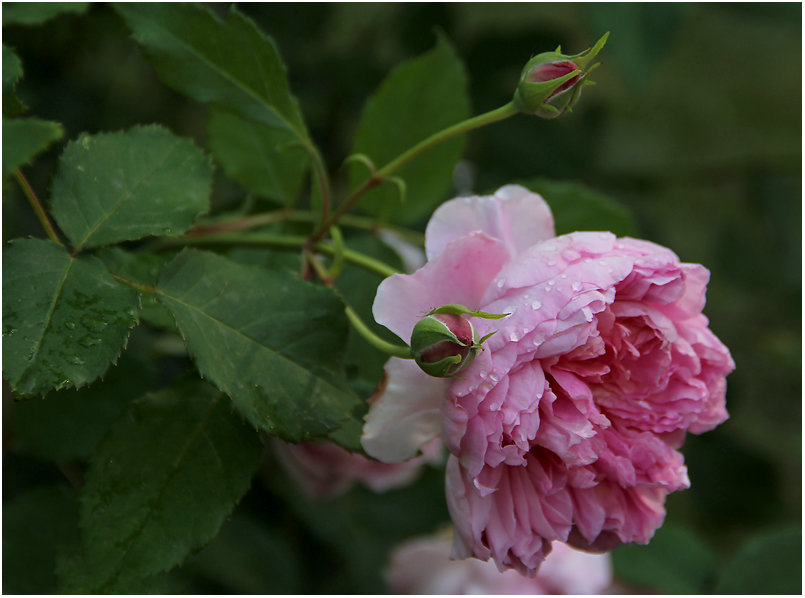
[
  {"left": 527, "top": 60, "right": 581, "bottom": 97},
  {"left": 410, "top": 305, "right": 508, "bottom": 378},
  {"left": 513, "top": 32, "right": 609, "bottom": 119},
  {"left": 411, "top": 313, "right": 478, "bottom": 378}
]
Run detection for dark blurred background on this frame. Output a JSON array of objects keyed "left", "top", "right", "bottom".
[{"left": 3, "top": 3, "right": 801, "bottom": 593}]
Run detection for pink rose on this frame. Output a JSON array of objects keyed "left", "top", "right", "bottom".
[
  {"left": 274, "top": 438, "right": 442, "bottom": 500},
  {"left": 362, "top": 185, "right": 734, "bottom": 574},
  {"left": 387, "top": 530, "right": 612, "bottom": 594}
]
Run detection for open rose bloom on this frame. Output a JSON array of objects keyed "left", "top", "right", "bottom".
[{"left": 362, "top": 185, "right": 734, "bottom": 575}]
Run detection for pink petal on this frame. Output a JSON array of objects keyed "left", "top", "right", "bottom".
[
  {"left": 373, "top": 232, "right": 510, "bottom": 342},
  {"left": 425, "top": 185, "right": 555, "bottom": 261},
  {"left": 361, "top": 357, "right": 450, "bottom": 463}
]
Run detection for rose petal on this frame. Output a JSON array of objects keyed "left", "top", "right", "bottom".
[
  {"left": 362, "top": 357, "right": 450, "bottom": 462},
  {"left": 373, "top": 232, "right": 510, "bottom": 342},
  {"left": 425, "top": 185, "right": 555, "bottom": 261}
]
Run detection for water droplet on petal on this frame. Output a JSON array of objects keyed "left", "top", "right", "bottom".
[
  {"left": 571, "top": 281, "right": 582, "bottom": 291},
  {"left": 496, "top": 279, "right": 505, "bottom": 288},
  {"left": 531, "top": 300, "right": 542, "bottom": 310}
]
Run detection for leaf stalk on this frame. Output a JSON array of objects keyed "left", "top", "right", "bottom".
[{"left": 14, "top": 169, "right": 63, "bottom": 247}]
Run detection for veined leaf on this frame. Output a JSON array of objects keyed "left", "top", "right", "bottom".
[
  {"left": 329, "top": 234, "right": 406, "bottom": 450},
  {"left": 49, "top": 125, "right": 212, "bottom": 251},
  {"left": 2, "top": 117, "right": 63, "bottom": 177},
  {"left": 3, "top": 44, "right": 26, "bottom": 116},
  {"left": 714, "top": 529, "right": 801, "bottom": 594},
  {"left": 183, "top": 512, "right": 301, "bottom": 594},
  {"left": 521, "top": 177, "right": 638, "bottom": 237},
  {"left": 67, "top": 377, "right": 262, "bottom": 592},
  {"left": 114, "top": 3, "right": 310, "bottom": 145},
  {"left": 96, "top": 247, "right": 176, "bottom": 330},
  {"left": 156, "top": 249, "right": 360, "bottom": 441},
  {"left": 350, "top": 36, "right": 470, "bottom": 224},
  {"left": 612, "top": 522, "right": 716, "bottom": 593},
  {"left": 2, "top": 238, "right": 139, "bottom": 396},
  {"left": 2, "top": 2, "right": 89, "bottom": 26},
  {"left": 207, "top": 108, "right": 308, "bottom": 206},
  {"left": 3, "top": 485, "right": 80, "bottom": 595},
  {"left": 10, "top": 343, "right": 157, "bottom": 462}
]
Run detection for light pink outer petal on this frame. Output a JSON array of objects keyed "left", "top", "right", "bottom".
[
  {"left": 425, "top": 184, "right": 555, "bottom": 261},
  {"left": 272, "top": 438, "right": 442, "bottom": 499},
  {"left": 537, "top": 541, "right": 613, "bottom": 595},
  {"left": 387, "top": 533, "right": 553, "bottom": 594},
  {"left": 361, "top": 357, "right": 450, "bottom": 463},
  {"left": 373, "top": 232, "right": 510, "bottom": 342}
]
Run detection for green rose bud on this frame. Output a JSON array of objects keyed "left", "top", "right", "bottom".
[
  {"left": 411, "top": 312, "right": 478, "bottom": 378},
  {"left": 410, "top": 304, "right": 509, "bottom": 378},
  {"left": 513, "top": 31, "right": 609, "bottom": 119}
]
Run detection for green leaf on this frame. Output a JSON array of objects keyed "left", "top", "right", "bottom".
[
  {"left": 2, "top": 2, "right": 88, "bottom": 26},
  {"left": 267, "top": 461, "right": 448, "bottom": 594},
  {"left": 3, "top": 44, "right": 26, "bottom": 116},
  {"left": 66, "top": 377, "right": 263, "bottom": 593},
  {"left": 156, "top": 249, "right": 360, "bottom": 441},
  {"left": 49, "top": 125, "right": 212, "bottom": 251},
  {"left": 183, "top": 512, "right": 301, "bottom": 594},
  {"left": 2, "top": 117, "right": 63, "bottom": 177},
  {"left": 714, "top": 529, "right": 801, "bottom": 594},
  {"left": 612, "top": 522, "right": 717, "bottom": 593},
  {"left": 520, "top": 177, "right": 638, "bottom": 237},
  {"left": 3, "top": 485, "right": 80, "bottom": 595},
  {"left": 224, "top": 245, "right": 303, "bottom": 274},
  {"left": 350, "top": 36, "right": 470, "bottom": 224},
  {"left": 10, "top": 343, "right": 157, "bottom": 462},
  {"left": 207, "top": 108, "right": 308, "bottom": 206},
  {"left": 2, "top": 238, "right": 139, "bottom": 396},
  {"left": 113, "top": 3, "right": 310, "bottom": 145},
  {"left": 96, "top": 247, "right": 176, "bottom": 330},
  {"left": 327, "top": 234, "right": 406, "bottom": 449}
]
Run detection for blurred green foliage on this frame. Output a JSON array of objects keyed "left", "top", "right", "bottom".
[{"left": 3, "top": 2, "right": 800, "bottom": 594}]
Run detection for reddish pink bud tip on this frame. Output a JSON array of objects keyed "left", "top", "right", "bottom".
[{"left": 528, "top": 60, "right": 581, "bottom": 98}]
